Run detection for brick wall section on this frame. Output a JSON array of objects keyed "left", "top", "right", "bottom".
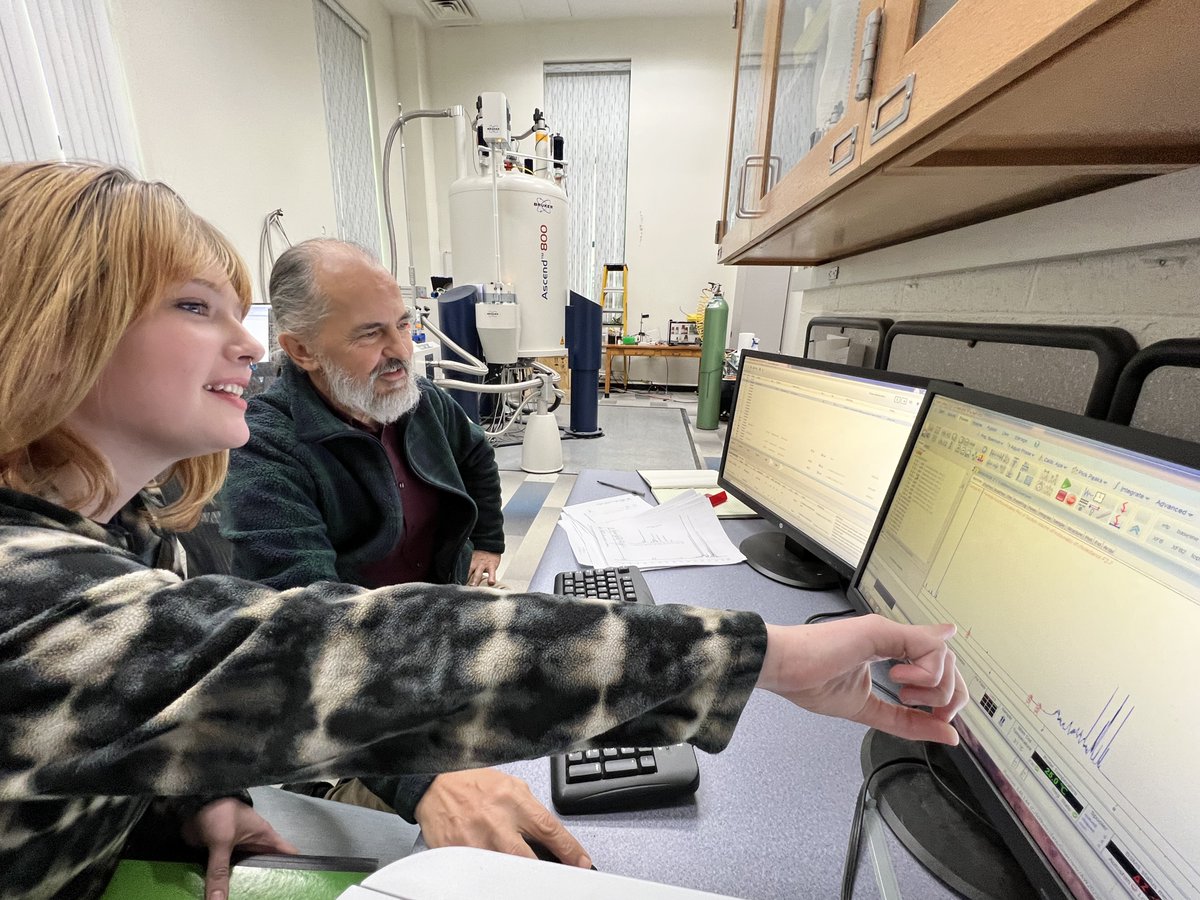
[{"left": 785, "top": 240, "right": 1200, "bottom": 354}]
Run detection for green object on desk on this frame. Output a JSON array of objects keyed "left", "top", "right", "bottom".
[
  {"left": 100, "top": 857, "right": 370, "bottom": 900},
  {"left": 622, "top": 335, "right": 637, "bottom": 344}
]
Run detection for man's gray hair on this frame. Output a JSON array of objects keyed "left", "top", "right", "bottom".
[{"left": 268, "top": 238, "right": 374, "bottom": 339}]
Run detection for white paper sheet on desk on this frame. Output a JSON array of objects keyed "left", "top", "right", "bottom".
[
  {"left": 636, "top": 468, "right": 758, "bottom": 518},
  {"left": 558, "top": 495, "right": 652, "bottom": 567},
  {"left": 558, "top": 491, "right": 745, "bottom": 570},
  {"left": 650, "top": 487, "right": 757, "bottom": 518}
]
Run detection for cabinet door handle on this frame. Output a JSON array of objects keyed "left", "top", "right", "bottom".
[
  {"left": 765, "top": 154, "right": 781, "bottom": 191},
  {"left": 855, "top": 8, "right": 883, "bottom": 101},
  {"left": 829, "top": 126, "right": 858, "bottom": 174},
  {"left": 735, "top": 154, "right": 779, "bottom": 219},
  {"left": 734, "top": 156, "right": 758, "bottom": 218},
  {"left": 870, "top": 73, "right": 915, "bottom": 143}
]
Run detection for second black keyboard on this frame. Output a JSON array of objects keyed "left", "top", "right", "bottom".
[{"left": 549, "top": 565, "right": 701, "bottom": 814}]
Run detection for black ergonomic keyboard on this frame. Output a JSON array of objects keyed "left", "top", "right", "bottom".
[
  {"left": 549, "top": 566, "right": 701, "bottom": 814},
  {"left": 553, "top": 565, "right": 655, "bottom": 605}
]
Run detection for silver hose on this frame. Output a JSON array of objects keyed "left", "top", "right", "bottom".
[
  {"left": 382, "top": 105, "right": 463, "bottom": 284},
  {"left": 417, "top": 309, "right": 487, "bottom": 377}
]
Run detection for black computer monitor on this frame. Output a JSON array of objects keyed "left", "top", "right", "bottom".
[
  {"left": 717, "top": 351, "right": 930, "bottom": 589},
  {"left": 849, "top": 382, "right": 1199, "bottom": 900}
]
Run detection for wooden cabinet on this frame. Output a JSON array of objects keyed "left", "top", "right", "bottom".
[
  {"left": 718, "top": 0, "right": 1200, "bottom": 265},
  {"left": 719, "top": 0, "right": 875, "bottom": 254},
  {"left": 718, "top": 0, "right": 772, "bottom": 253}
]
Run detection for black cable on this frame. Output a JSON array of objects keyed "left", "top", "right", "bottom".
[
  {"left": 840, "top": 756, "right": 926, "bottom": 900},
  {"left": 921, "top": 742, "right": 998, "bottom": 834},
  {"left": 804, "top": 608, "right": 860, "bottom": 625},
  {"left": 840, "top": 702, "right": 997, "bottom": 900}
]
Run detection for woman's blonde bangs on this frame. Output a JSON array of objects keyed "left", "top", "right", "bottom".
[{"left": 133, "top": 184, "right": 254, "bottom": 317}]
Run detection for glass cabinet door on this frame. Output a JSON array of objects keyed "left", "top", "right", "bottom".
[
  {"left": 724, "top": 0, "right": 772, "bottom": 230},
  {"left": 768, "top": 0, "right": 863, "bottom": 183},
  {"left": 913, "top": 0, "right": 960, "bottom": 43}
]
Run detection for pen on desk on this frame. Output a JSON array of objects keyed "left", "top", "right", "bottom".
[{"left": 596, "top": 479, "right": 645, "bottom": 497}]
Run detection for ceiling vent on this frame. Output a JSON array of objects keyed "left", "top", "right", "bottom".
[{"left": 421, "top": 0, "right": 478, "bottom": 25}]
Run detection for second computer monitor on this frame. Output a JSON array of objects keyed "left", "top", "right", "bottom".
[
  {"left": 850, "top": 384, "right": 1200, "bottom": 899},
  {"left": 717, "top": 352, "right": 929, "bottom": 588}
]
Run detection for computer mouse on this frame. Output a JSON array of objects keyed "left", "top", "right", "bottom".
[{"left": 523, "top": 838, "right": 598, "bottom": 870}]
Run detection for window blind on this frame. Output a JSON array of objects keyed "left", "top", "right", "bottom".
[
  {"left": 544, "top": 63, "right": 631, "bottom": 299},
  {"left": 313, "top": 0, "right": 381, "bottom": 257}
]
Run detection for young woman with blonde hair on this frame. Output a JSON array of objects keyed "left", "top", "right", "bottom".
[{"left": 0, "top": 161, "right": 965, "bottom": 900}]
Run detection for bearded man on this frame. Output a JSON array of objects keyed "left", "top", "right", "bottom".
[{"left": 220, "top": 239, "right": 589, "bottom": 866}]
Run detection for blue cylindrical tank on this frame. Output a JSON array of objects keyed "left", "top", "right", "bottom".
[
  {"left": 565, "top": 290, "right": 602, "bottom": 436},
  {"left": 436, "top": 285, "right": 484, "bottom": 423}
]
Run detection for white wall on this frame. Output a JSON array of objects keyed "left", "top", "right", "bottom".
[
  {"left": 421, "top": 16, "right": 737, "bottom": 384},
  {"left": 783, "top": 167, "right": 1200, "bottom": 355},
  {"left": 106, "top": 1, "right": 1200, "bottom": 377},
  {"left": 730, "top": 265, "right": 790, "bottom": 353},
  {"left": 108, "top": 0, "right": 405, "bottom": 303},
  {"left": 105, "top": 5, "right": 738, "bottom": 384}
]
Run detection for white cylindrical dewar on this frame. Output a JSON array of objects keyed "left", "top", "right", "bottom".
[{"left": 449, "top": 170, "right": 568, "bottom": 358}]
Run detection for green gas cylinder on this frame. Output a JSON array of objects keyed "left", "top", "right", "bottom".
[{"left": 696, "top": 284, "right": 728, "bottom": 430}]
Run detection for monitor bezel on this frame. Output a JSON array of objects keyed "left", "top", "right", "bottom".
[
  {"left": 846, "top": 380, "right": 1200, "bottom": 900},
  {"left": 716, "top": 350, "right": 933, "bottom": 580}
]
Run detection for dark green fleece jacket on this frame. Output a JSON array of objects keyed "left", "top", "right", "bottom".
[
  {"left": 219, "top": 361, "right": 508, "bottom": 819},
  {"left": 221, "top": 360, "right": 504, "bottom": 590}
]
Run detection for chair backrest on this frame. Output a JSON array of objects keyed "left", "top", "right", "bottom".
[
  {"left": 1107, "top": 338, "right": 1200, "bottom": 442},
  {"left": 160, "top": 478, "right": 233, "bottom": 577},
  {"left": 804, "top": 316, "right": 894, "bottom": 369},
  {"left": 880, "top": 321, "right": 1137, "bottom": 418}
]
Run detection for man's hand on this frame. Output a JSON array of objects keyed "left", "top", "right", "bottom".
[
  {"left": 468, "top": 550, "right": 502, "bottom": 586},
  {"left": 181, "top": 797, "right": 299, "bottom": 900},
  {"left": 757, "top": 615, "right": 968, "bottom": 746},
  {"left": 414, "top": 768, "right": 591, "bottom": 868}
]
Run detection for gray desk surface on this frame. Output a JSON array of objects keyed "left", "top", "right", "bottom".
[{"left": 494, "top": 469, "right": 958, "bottom": 900}]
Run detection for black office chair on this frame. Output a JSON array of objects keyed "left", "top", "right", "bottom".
[
  {"left": 1107, "top": 338, "right": 1200, "bottom": 443},
  {"left": 158, "top": 477, "right": 233, "bottom": 577},
  {"left": 880, "top": 321, "right": 1137, "bottom": 418}
]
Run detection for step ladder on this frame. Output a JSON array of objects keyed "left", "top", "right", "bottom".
[{"left": 599, "top": 263, "right": 628, "bottom": 343}]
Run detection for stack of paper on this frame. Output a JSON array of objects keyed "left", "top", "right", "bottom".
[
  {"left": 558, "top": 492, "right": 746, "bottom": 570},
  {"left": 638, "top": 469, "right": 758, "bottom": 518}
]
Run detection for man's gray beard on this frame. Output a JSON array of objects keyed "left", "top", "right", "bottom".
[{"left": 317, "top": 355, "right": 421, "bottom": 424}]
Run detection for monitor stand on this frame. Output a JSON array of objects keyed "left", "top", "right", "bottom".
[
  {"left": 739, "top": 531, "right": 840, "bottom": 590},
  {"left": 859, "top": 729, "right": 1037, "bottom": 900}
]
